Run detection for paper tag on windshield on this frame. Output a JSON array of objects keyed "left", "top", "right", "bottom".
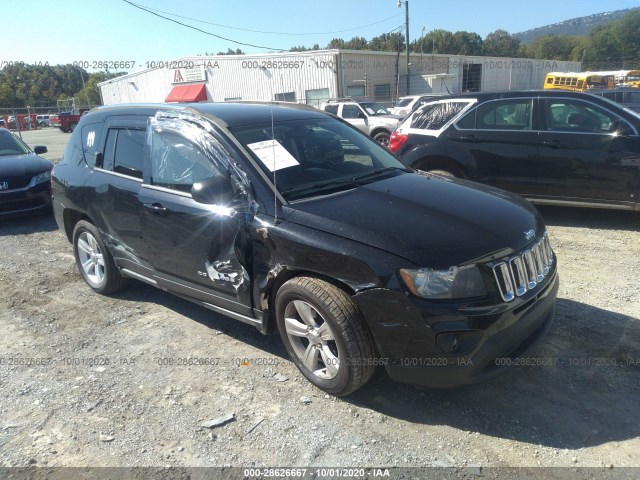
[{"left": 247, "top": 139, "right": 299, "bottom": 172}]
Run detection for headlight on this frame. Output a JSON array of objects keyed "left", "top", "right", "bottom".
[
  {"left": 400, "top": 265, "right": 486, "bottom": 299},
  {"left": 29, "top": 171, "right": 51, "bottom": 186}
]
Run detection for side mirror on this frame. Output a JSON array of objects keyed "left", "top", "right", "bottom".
[
  {"left": 191, "top": 175, "right": 234, "bottom": 205},
  {"left": 33, "top": 146, "right": 48, "bottom": 154}
]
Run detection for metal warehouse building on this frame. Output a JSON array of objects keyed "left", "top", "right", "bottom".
[{"left": 98, "top": 49, "right": 580, "bottom": 106}]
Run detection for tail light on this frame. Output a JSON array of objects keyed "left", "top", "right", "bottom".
[{"left": 388, "top": 131, "right": 408, "bottom": 153}]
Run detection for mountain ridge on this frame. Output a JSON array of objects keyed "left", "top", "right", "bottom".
[{"left": 514, "top": 7, "right": 640, "bottom": 44}]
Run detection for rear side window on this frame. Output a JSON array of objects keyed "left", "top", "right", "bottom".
[
  {"left": 80, "top": 123, "right": 104, "bottom": 167},
  {"left": 102, "top": 128, "right": 145, "bottom": 179},
  {"left": 411, "top": 102, "right": 469, "bottom": 130},
  {"left": 324, "top": 105, "right": 339, "bottom": 115},
  {"left": 475, "top": 99, "right": 533, "bottom": 130}
]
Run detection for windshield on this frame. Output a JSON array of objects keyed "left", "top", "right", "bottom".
[
  {"left": 0, "top": 130, "right": 30, "bottom": 156},
  {"left": 231, "top": 117, "right": 410, "bottom": 200},
  {"left": 395, "top": 98, "right": 413, "bottom": 107},
  {"left": 360, "top": 102, "right": 391, "bottom": 116}
]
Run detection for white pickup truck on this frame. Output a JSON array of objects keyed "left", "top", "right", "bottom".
[{"left": 319, "top": 99, "right": 402, "bottom": 147}]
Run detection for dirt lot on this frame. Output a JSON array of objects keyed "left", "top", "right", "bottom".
[
  {"left": 0, "top": 205, "right": 638, "bottom": 475},
  {"left": 0, "top": 132, "right": 639, "bottom": 477}
]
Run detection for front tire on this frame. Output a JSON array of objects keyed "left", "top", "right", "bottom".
[
  {"left": 424, "top": 168, "right": 457, "bottom": 178},
  {"left": 72, "top": 220, "right": 127, "bottom": 294},
  {"left": 275, "top": 277, "right": 376, "bottom": 396},
  {"left": 67, "top": 122, "right": 77, "bottom": 133}
]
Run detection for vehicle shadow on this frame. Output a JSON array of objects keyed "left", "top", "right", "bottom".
[
  {"left": 0, "top": 212, "right": 58, "bottom": 236},
  {"left": 349, "top": 297, "right": 640, "bottom": 450},
  {"left": 111, "top": 281, "right": 287, "bottom": 359},
  {"left": 110, "top": 279, "right": 639, "bottom": 450},
  {"left": 536, "top": 205, "right": 639, "bottom": 232}
]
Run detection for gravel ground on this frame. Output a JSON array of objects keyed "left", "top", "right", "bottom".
[{"left": 0, "top": 129, "right": 639, "bottom": 478}]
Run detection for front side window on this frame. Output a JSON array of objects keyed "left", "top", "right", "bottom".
[
  {"left": 342, "top": 105, "right": 364, "bottom": 119},
  {"left": 102, "top": 128, "right": 145, "bottom": 178},
  {"left": 150, "top": 131, "right": 221, "bottom": 192},
  {"left": 544, "top": 100, "right": 621, "bottom": 133}
]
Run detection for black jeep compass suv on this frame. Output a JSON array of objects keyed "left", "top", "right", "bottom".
[{"left": 52, "top": 102, "right": 558, "bottom": 395}]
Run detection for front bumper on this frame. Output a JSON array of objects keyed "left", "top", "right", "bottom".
[
  {"left": 353, "top": 268, "right": 559, "bottom": 388},
  {"left": 0, "top": 182, "right": 52, "bottom": 218}
]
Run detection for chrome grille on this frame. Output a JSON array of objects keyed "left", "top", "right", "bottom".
[{"left": 492, "top": 232, "right": 554, "bottom": 302}]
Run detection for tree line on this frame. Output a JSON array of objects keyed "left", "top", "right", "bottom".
[
  {"left": 0, "top": 64, "right": 123, "bottom": 110},
  {"left": 227, "top": 10, "right": 640, "bottom": 68}
]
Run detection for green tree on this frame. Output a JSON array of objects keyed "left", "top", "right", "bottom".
[
  {"left": 326, "top": 38, "right": 346, "bottom": 49},
  {"left": 451, "top": 31, "right": 484, "bottom": 55},
  {"left": 421, "top": 29, "right": 456, "bottom": 54},
  {"left": 369, "top": 32, "right": 404, "bottom": 52},
  {"left": 521, "top": 34, "right": 588, "bottom": 60},
  {"left": 216, "top": 48, "right": 244, "bottom": 55},
  {"left": 483, "top": 29, "right": 521, "bottom": 57}
]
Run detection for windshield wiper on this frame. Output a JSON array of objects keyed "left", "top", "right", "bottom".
[
  {"left": 282, "top": 167, "right": 407, "bottom": 200},
  {"left": 349, "top": 166, "right": 407, "bottom": 183},
  {"left": 282, "top": 177, "right": 357, "bottom": 199}
]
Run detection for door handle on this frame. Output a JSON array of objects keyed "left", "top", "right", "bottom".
[
  {"left": 543, "top": 140, "right": 562, "bottom": 149},
  {"left": 143, "top": 203, "right": 169, "bottom": 216},
  {"left": 459, "top": 135, "right": 476, "bottom": 143}
]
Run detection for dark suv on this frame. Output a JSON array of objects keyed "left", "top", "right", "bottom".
[
  {"left": 52, "top": 102, "right": 558, "bottom": 395},
  {"left": 389, "top": 90, "right": 640, "bottom": 212}
]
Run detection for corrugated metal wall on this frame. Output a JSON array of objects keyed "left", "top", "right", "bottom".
[
  {"left": 100, "top": 51, "right": 339, "bottom": 105},
  {"left": 99, "top": 50, "right": 582, "bottom": 106},
  {"left": 446, "top": 57, "right": 582, "bottom": 93}
]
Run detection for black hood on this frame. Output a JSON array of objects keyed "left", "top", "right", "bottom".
[
  {"left": 0, "top": 153, "right": 53, "bottom": 179},
  {"left": 283, "top": 172, "right": 544, "bottom": 267}
]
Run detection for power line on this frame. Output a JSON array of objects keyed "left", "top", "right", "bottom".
[
  {"left": 121, "top": 0, "right": 287, "bottom": 51},
  {"left": 128, "top": 1, "right": 403, "bottom": 36}
]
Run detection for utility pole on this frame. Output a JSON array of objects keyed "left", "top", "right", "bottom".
[{"left": 398, "top": 0, "right": 410, "bottom": 96}]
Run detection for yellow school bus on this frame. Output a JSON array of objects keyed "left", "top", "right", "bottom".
[
  {"left": 614, "top": 70, "right": 640, "bottom": 87},
  {"left": 543, "top": 72, "right": 615, "bottom": 92}
]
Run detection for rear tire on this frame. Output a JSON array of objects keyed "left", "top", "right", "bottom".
[
  {"left": 373, "top": 131, "right": 390, "bottom": 147},
  {"left": 67, "top": 122, "right": 77, "bottom": 133},
  {"left": 72, "top": 220, "right": 127, "bottom": 294},
  {"left": 275, "top": 277, "right": 376, "bottom": 396}
]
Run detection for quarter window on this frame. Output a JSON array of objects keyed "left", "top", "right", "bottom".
[
  {"left": 150, "top": 131, "right": 221, "bottom": 193},
  {"left": 411, "top": 102, "right": 469, "bottom": 130}
]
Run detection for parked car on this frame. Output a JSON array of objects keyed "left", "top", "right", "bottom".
[
  {"left": 389, "top": 90, "right": 640, "bottom": 212},
  {"left": 390, "top": 94, "right": 443, "bottom": 116},
  {"left": 319, "top": 98, "right": 402, "bottom": 146},
  {"left": 52, "top": 102, "right": 558, "bottom": 395},
  {"left": 586, "top": 87, "right": 640, "bottom": 113},
  {"left": 0, "top": 119, "right": 5, "bottom": 128},
  {"left": 36, "top": 115, "right": 51, "bottom": 127},
  {"left": 0, "top": 128, "right": 52, "bottom": 217}
]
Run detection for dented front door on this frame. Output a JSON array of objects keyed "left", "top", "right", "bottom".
[{"left": 138, "top": 112, "right": 253, "bottom": 315}]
